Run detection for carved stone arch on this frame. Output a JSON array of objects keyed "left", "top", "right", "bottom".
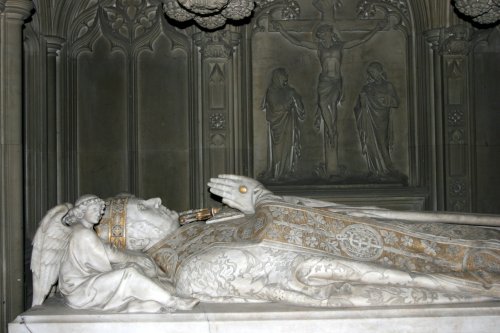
[
  {"left": 70, "top": 6, "right": 122, "bottom": 56},
  {"left": 409, "top": 0, "right": 438, "bottom": 31},
  {"left": 158, "top": 8, "right": 191, "bottom": 53},
  {"left": 251, "top": 0, "right": 426, "bottom": 34},
  {"left": 28, "top": 0, "right": 44, "bottom": 34},
  {"left": 49, "top": 0, "right": 193, "bottom": 209},
  {"left": 30, "top": 0, "right": 97, "bottom": 38},
  {"left": 31, "top": 0, "right": 54, "bottom": 34},
  {"left": 67, "top": 1, "right": 189, "bottom": 57},
  {"left": 55, "top": 1, "right": 100, "bottom": 37},
  {"left": 57, "top": 2, "right": 97, "bottom": 43},
  {"left": 98, "top": 2, "right": 157, "bottom": 53}
]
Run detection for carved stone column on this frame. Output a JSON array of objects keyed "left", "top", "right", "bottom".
[
  {"left": 0, "top": 0, "right": 34, "bottom": 328},
  {"left": 425, "top": 29, "right": 446, "bottom": 210},
  {"left": 425, "top": 25, "right": 475, "bottom": 212},
  {"left": 45, "top": 36, "right": 65, "bottom": 206},
  {"left": 192, "top": 29, "right": 246, "bottom": 206}
]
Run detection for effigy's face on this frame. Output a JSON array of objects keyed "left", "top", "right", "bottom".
[
  {"left": 137, "top": 198, "right": 179, "bottom": 230},
  {"left": 125, "top": 197, "right": 180, "bottom": 251}
]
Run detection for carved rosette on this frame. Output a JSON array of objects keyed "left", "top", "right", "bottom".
[
  {"left": 449, "top": 179, "right": 468, "bottom": 211},
  {"left": 161, "top": 0, "right": 255, "bottom": 29},
  {"left": 210, "top": 113, "right": 226, "bottom": 129},
  {"left": 448, "top": 109, "right": 464, "bottom": 126}
]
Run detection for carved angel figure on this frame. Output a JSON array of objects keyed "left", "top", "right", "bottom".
[{"left": 31, "top": 194, "right": 197, "bottom": 312}]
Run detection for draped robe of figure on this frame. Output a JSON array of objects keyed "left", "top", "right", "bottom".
[
  {"left": 354, "top": 78, "right": 399, "bottom": 176},
  {"left": 148, "top": 190, "right": 500, "bottom": 307},
  {"left": 59, "top": 224, "right": 167, "bottom": 312},
  {"left": 263, "top": 83, "right": 305, "bottom": 180}
]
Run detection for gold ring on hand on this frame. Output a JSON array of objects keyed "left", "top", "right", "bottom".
[{"left": 239, "top": 185, "right": 248, "bottom": 194}]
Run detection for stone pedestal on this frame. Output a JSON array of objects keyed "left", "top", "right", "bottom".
[{"left": 9, "top": 297, "right": 500, "bottom": 333}]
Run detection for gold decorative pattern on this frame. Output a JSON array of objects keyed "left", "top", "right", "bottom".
[
  {"left": 149, "top": 201, "right": 500, "bottom": 287},
  {"left": 255, "top": 202, "right": 500, "bottom": 283},
  {"left": 96, "top": 197, "right": 129, "bottom": 249}
]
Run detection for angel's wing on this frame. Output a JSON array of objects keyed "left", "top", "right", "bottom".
[{"left": 31, "top": 203, "right": 72, "bottom": 306}]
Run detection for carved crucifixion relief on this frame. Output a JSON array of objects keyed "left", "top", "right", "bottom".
[
  {"left": 252, "top": 0, "right": 411, "bottom": 184},
  {"left": 274, "top": 20, "right": 386, "bottom": 176}
]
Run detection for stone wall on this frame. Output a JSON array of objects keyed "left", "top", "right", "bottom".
[{"left": 0, "top": 0, "right": 499, "bottom": 331}]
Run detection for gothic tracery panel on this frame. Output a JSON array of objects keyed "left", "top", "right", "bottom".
[{"left": 62, "top": 0, "right": 192, "bottom": 209}]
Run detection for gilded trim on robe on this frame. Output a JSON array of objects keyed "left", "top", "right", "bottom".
[
  {"left": 148, "top": 201, "right": 500, "bottom": 287},
  {"left": 96, "top": 197, "right": 128, "bottom": 249}
]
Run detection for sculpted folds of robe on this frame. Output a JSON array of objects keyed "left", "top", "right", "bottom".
[
  {"left": 148, "top": 193, "right": 500, "bottom": 307},
  {"left": 354, "top": 76, "right": 399, "bottom": 176},
  {"left": 59, "top": 224, "right": 155, "bottom": 311}
]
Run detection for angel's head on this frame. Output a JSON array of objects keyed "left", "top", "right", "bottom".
[
  {"left": 96, "top": 195, "right": 179, "bottom": 252},
  {"left": 63, "top": 195, "right": 105, "bottom": 226}
]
